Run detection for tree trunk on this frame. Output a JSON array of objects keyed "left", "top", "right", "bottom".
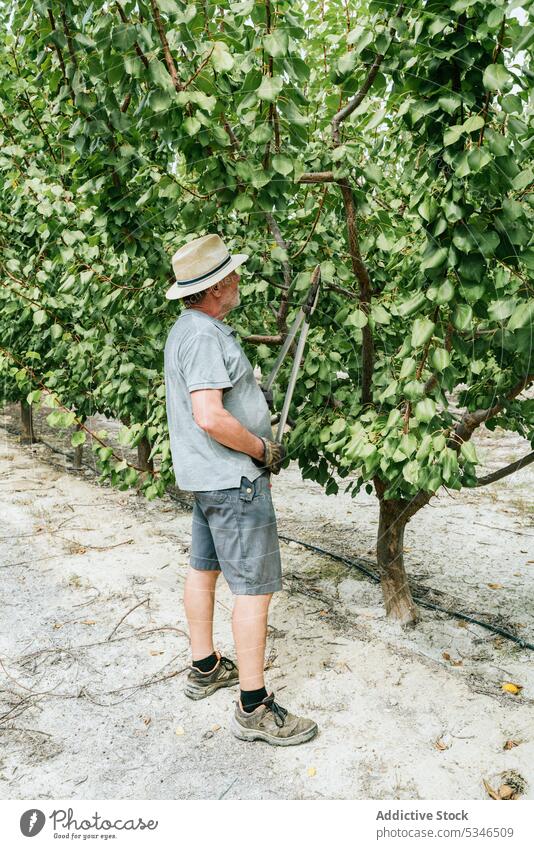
[
  {"left": 137, "top": 435, "right": 154, "bottom": 473},
  {"left": 20, "top": 400, "right": 36, "bottom": 444},
  {"left": 376, "top": 498, "right": 420, "bottom": 626},
  {"left": 72, "top": 422, "right": 84, "bottom": 469}
]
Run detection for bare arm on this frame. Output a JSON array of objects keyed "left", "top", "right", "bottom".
[{"left": 191, "top": 388, "right": 265, "bottom": 460}]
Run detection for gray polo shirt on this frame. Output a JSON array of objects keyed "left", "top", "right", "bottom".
[{"left": 164, "top": 308, "right": 273, "bottom": 491}]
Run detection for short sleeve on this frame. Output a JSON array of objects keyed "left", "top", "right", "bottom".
[{"left": 179, "top": 332, "right": 233, "bottom": 392}]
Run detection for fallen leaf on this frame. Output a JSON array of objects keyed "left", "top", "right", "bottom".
[
  {"left": 435, "top": 737, "right": 450, "bottom": 751},
  {"left": 143, "top": 717, "right": 151, "bottom": 726},
  {"left": 150, "top": 650, "right": 164, "bottom": 656},
  {"left": 502, "top": 682, "right": 523, "bottom": 695},
  {"left": 498, "top": 784, "right": 515, "bottom": 800},
  {"left": 503, "top": 739, "right": 521, "bottom": 750},
  {"left": 175, "top": 726, "right": 185, "bottom": 736},
  {"left": 82, "top": 619, "right": 96, "bottom": 625},
  {"left": 488, "top": 583, "right": 503, "bottom": 589},
  {"left": 307, "top": 767, "right": 316, "bottom": 777},
  {"left": 442, "top": 652, "right": 463, "bottom": 666},
  {"left": 483, "top": 778, "right": 499, "bottom": 800},
  {"left": 211, "top": 724, "right": 221, "bottom": 732},
  {"left": 53, "top": 622, "right": 64, "bottom": 629}
]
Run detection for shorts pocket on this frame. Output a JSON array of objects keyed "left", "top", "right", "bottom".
[{"left": 239, "top": 476, "right": 265, "bottom": 503}]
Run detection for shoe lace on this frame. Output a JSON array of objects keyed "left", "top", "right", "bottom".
[{"left": 263, "top": 694, "right": 288, "bottom": 727}]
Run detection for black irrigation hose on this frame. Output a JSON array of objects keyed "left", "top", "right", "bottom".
[
  {"left": 276, "top": 535, "right": 534, "bottom": 652},
  {"left": 167, "top": 494, "right": 534, "bottom": 651},
  {"left": 12, "top": 437, "right": 534, "bottom": 652}
]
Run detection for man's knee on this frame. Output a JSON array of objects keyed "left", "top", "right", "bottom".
[{"left": 186, "top": 566, "right": 221, "bottom": 586}]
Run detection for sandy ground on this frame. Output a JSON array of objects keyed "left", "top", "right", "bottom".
[{"left": 0, "top": 409, "right": 533, "bottom": 801}]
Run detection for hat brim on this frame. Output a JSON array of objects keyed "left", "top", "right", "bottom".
[{"left": 165, "top": 253, "right": 249, "bottom": 300}]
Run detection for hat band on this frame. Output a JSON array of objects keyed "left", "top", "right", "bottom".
[{"left": 175, "top": 253, "right": 232, "bottom": 286}]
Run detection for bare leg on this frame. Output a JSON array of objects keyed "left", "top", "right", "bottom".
[
  {"left": 184, "top": 566, "right": 220, "bottom": 661},
  {"left": 232, "top": 594, "right": 272, "bottom": 690}
]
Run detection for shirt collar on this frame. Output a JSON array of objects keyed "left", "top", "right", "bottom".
[{"left": 181, "top": 308, "right": 236, "bottom": 336}]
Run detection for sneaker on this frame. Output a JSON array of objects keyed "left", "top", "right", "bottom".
[
  {"left": 231, "top": 693, "right": 318, "bottom": 746},
  {"left": 184, "top": 652, "right": 239, "bottom": 700}
]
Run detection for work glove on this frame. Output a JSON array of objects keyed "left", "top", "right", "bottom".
[
  {"left": 259, "top": 383, "right": 274, "bottom": 411},
  {"left": 255, "top": 436, "right": 287, "bottom": 475}
]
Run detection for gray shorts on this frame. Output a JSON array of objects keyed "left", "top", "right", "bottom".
[{"left": 190, "top": 472, "right": 282, "bottom": 595}]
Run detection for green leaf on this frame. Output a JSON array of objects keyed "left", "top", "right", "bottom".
[
  {"left": 484, "top": 128, "right": 509, "bottom": 157},
  {"left": 263, "top": 30, "right": 289, "bottom": 57},
  {"left": 452, "top": 304, "right": 473, "bottom": 330},
  {"left": 482, "top": 63, "right": 512, "bottom": 91},
  {"left": 148, "top": 58, "right": 174, "bottom": 92},
  {"left": 399, "top": 357, "right": 416, "bottom": 379},
  {"left": 402, "top": 460, "right": 420, "bottom": 485},
  {"left": 337, "top": 52, "right": 358, "bottom": 75},
  {"left": 233, "top": 193, "right": 253, "bottom": 211},
  {"left": 183, "top": 115, "right": 201, "bottom": 135},
  {"left": 462, "top": 115, "right": 484, "bottom": 133},
  {"left": 397, "top": 292, "right": 426, "bottom": 317},
  {"left": 345, "top": 308, "right": 368, "bottom": 329},
  {"left": 271, "top": 154, "right": 293, "bottom": 176},
  {"left": 435, "top": 279, "right": 455, "bottom": 304},
  {"left": 149, "top": 90, "right": 171, "bottom": 112},
  {"left": 431, "top": 348, "right": 450, "bottom": 371},
  {"left": 249, "top": 123, "right": 272, "bottom": 144},
  {"left": 438, "top": 93, "right": 462, "bottom": 115},
  {"left": 488, "top": 299, "right": 516, "bottom": 321},
  {"left": 372, "top": 304, "right": 390, "bottom": 325},
  {"left": 512, "top": 169, "right": 533, "bottom": 191},
  {"left": 418, "top": 196, "right": 438, "bottom": 222},
  {"left": 415, "top": 398, "right": 436, "bottom": 423},
  {"left": 467, "top": 147, "right": 491, "bottom": 172},
  {"left": 507, "top": 302, "right": 534, "bottom": 331},
  {"left": 460, "top": 441, "right": 478, "bottom": 464},
  {"left": 421, "top": 246, "right": 448, "bottom": 271},
  {"left": 71, "top": 430, "right": 86, "bottom": 447},
  {"left": 211, "top": 42, "right": 234, "bottom": 72},
  {"left": 411, "top": 318, "right": 435, "bottom": 348},
  {"left": 257, "top": 76, "right": 283, "bottom": 102},
  {"left": 33, "top": 309, "right": 47, "bottom": 326},
  {"left": 26, "top": 389, "right": 42, "bottom": 405},
  {"left": 443, "top": 125, "right": 463, "bottom": 146}
]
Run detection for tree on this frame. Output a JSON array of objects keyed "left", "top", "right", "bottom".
[{"left": 1, "top": 0, "right": 532, "bottom": 625}]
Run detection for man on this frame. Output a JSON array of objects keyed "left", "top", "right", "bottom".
[{"left": 164, "top": 233, "right": 318, "bottom": 746}]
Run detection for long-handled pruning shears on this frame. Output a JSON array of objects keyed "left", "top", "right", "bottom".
[{"left": 261, "top": 265, "right": 321, "bottom": 442}]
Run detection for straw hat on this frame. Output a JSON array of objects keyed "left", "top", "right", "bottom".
[{"left": 165, "top": 233, "right": 249, "bottom": 300}]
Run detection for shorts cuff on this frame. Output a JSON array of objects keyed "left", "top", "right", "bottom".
[
  {"left": 190, "top": 558, "right": 221, "bottom": 572},
  {"left": 228, "top": 578, "right": 283, "bottom": 596}
]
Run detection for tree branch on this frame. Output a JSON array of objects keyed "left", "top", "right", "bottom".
[
  {"left": 332, "top": 4, "right": 405, "bottom": 145},
  {"left": 336, "top": 177, "right": 374, "bottom": 405},
  {"left": 114, "top": 2, "right": 149, "bottom": 69},
  {"left": 265, "top": 212, "right": 292, "bottom": 334},
  {"left": 291, "top": 185, "right": 329, "bottom": 260},
  {"left": 451, "top": 374, "right": 534, "bottom": 447},
  {"left": 298, "top": 171, "right": 336, "bottom": 183},
  {"left": 242, "top": 334, "right": 283, "bottom": 345},
  {"left": 150, "top": 0, "right": 183, "bottom": 91},
  {"left": 474, "top": 451, "right": 534, "bottom": 487}
]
